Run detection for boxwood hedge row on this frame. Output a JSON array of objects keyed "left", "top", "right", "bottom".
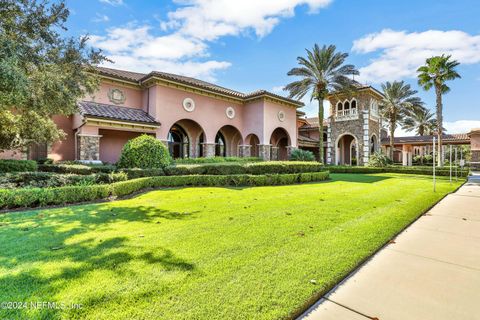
[
  {"left": 0, "top": 171, "right": 330, "bottom": 210},
  {"left": 164, "top": 161, "right": 324, "bottom": 176},
  {"left": 0, "top": 160, "right": 38, "bottom": 173},
  {"left": 327, "top": 165, "right": 469, "bottom": 176}
]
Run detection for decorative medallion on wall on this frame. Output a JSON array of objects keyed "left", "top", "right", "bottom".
[
  {"left": 278, "top": 110, "right": 286, "bottom": 122},
  {"left": 108, "top": 88, "right": 126, "bottom": 104},
  {"left": 183, "top": 98, "right": 195, "bottom": 112},
  {"left": 226, "top": 106, "right": 235, "bottom": 119}
]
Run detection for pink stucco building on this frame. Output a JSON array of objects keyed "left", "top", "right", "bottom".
[{"left": 2, "top": 67, "right": 303, "bottom": 163}]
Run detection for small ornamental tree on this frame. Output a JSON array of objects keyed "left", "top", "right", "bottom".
[{"left": 117, "top": 135, "right": 172, "bottom": 169}]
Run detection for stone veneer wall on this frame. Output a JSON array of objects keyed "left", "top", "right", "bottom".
[
  {"left": 78, "top": 135, "right": 101, "bottom": 161},
  {"left": 330, "top": 117, "right": 364, "bottom": 165}
]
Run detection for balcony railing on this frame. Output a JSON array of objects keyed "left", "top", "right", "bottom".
[{"left": 335, "top": 108, "right": 358, "bottom": 121}]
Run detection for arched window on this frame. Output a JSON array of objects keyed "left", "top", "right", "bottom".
[
  {"left": 168, "top": 125, "right": 189, "bottom": 159},
  {"left": 337, "top": 102, "right": 343, "bottom": 115},
  {"left": 215, "top": 132, "right": 226, "bottom": 157},
  {"left": 351, "top": 99, "right": 357, "bottom": 114},
  {"left": 344, "top": 101, "right": 350, "bottom": 114}
]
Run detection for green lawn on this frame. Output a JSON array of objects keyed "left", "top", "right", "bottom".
[{"left": 0, "top": 173, "right": 462, "bottom": 319}]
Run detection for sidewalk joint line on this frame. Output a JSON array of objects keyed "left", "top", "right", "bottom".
[
  {"left": 386, "top": 248, "right": 480, "bottom": 272},
  {"left": 324, "top": 298, "right": 376, "bottom": 319}
]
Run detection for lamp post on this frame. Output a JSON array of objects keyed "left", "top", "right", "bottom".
[{"left": 433, "top": 137, "right": 436, "bottom": 192}]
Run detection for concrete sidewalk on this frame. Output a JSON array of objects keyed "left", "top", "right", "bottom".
[{"left": 299, "top": 173, "right": 480, "bottom": 320}]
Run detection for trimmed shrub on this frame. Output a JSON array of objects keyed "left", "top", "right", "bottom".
[
  {"left": 327, "top": 165, "right": 468, "bottom": 177},
  {"left": 289, "top": 149, "right": 315, "bottom": 162},
  {"left": 117, "top": 135, "right": 172, "bottom": 169},
  {"left": 164, "top": 161, "right": 324, "bottom": 176},
  {"left": 368, "top": 152, "right": 393, "bottom": 167},
  {"left": 174, "top": 157, "right": 262, "bottom": 164},
  {"left": 0, "top": 184, "right": 111, "bottom": 209},
  {"left": 0, "top": 160, "right": 37, "bottom": 173},
  {"left": 38, "top": 164, "right": 116, "bottom": 175},
  {"left": 0, "top": 171, "right": 330, "bottom": 210},
  {"left": 120, "top": 168, "right": 165, "bottom": 179}
]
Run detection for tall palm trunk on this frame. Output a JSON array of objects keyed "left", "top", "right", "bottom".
[
  {"left": 318, "top": 98, "right": 324, "bottom": 163},
  {"left": 435, "top": 84, "right": 443, "bottom": 166},
  {"left": 389, "top": 120, "right": 395, "bottom": 160}
]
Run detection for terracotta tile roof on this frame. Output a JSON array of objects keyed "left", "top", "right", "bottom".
[
  {"left": 94, "top": 66, "right": 304, "bottom": 106},
  {"left": 78, "top": 101, "right": 160, "bottom": 125},
  {"left": 299, "top": 117, "right": 329, "bottom": 130},
  {"left": 96, "top": 66, "right": 146, "bottom": 82},
  {"left": 381, "top": 134, "right": 470, "bottom": 145},
  {"left": 298, "top": 135, "right": 319, "bottom": 143}
]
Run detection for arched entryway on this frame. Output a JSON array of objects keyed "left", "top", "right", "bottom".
[
  {"left": 215, "top": 125, "right": 242, "bottom": 157},
  {"left": 270, "top": 128, "right": 291, "bottom": 161},
  {"left": 336, "top": 134, "right": 358, "bottom": 165},
  {"left": 167, "top": 119, "right": 205, "bottom": 159},
  {"left": 245, "top": 133, "right": 260, "bottom": 157}
]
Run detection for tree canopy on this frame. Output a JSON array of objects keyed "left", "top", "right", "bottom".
[
  {"left": 285, "top": 44, "right": 358, "bottom": 162},
  {"left": 0, "top": 0, "right": 106, "bottom": 151}
]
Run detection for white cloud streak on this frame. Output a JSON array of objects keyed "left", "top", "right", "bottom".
[
  {"left": 89, "top": 0, "right": 332, "bottom": 81},
  {"left": 353, "top": 29, "right": 480, "bottom": 83}
]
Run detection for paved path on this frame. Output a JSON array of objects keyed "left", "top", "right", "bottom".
[{"left": 299, "top": 173, "right": 480, "bottom": 320}]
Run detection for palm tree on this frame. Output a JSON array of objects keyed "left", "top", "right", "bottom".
[
  {"left": 402, "top": 106, "right": 436, "bottom": 136},
  {"left": 379, "top": 81, "right": 423, "bottom": 159},
  {"left": 285, "top": 44, "right": 359, "bottom": 163},
  {"left": 417, "top": 54, "right": 461, "bottom": 166}
]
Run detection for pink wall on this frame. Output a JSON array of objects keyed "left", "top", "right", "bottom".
[
  {"left": 152, "top": 85, "right": 245, "bottom": 143},
  {"left": 87, "top": 82, "right": 144, "bottom": 109},
  {"left": 0, "top": 150, "right": 24, "bottom": 160},
  {"left": 263, "top": 100, "right": 297, "bottom": 147},
  {"left": 99, "top": 129, "right": 151, "bottom": 164}
]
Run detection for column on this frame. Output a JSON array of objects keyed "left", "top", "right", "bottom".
[
  {"left": 238, "top": 145, "right": 251, "bottom": 158},
  {"left": 362, "top": 109, "right": 370, "bottom": 166},
  {"left": 326, "top": 118, "right": 332, "bottom": 164},
  {"left": 286, "top": 146, "right": 296, "bottom": 160},
  {"left": 202, "top": 143, "right": 216, "bottom": 158},
  {"left": 270, "top": 146, "right": 279, "bottom": 161},
  {"left": 402, "top": 144, "right": 412, "bottom": 166},
  {"left": 78, "top": 134, "right": 102, "bottom": 162},
  {"left": 258, "top": 144, "right": 271, "bottom": 161}
]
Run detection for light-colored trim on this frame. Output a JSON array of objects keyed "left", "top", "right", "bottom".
[
  {"left": 85, "top": 118, "right": 159, "bottom": 131},
  {"left": 77, "top": 134, "right": 103, "bottom": 138}
]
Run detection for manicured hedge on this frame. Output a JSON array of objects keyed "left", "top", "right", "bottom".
[
  {"left": 120, "top": 168, "right": 164, "bottom": 179},
  {"left": 0, "top": 171, "right": 330, "bottom": 210},
  {"left": 327, "top": 165, "right": 469, "bottom": 176},
  {"left": 174, "top": 157, "right": 263, "bottom": 164},
  {"left": 164, "top": 161, "right": 324, "bottom": 176},
  {"left": 0, "top": 160, "right": 37, "bottom": 173},
  {"left": 38, "top": 164, "right": 116, "bottom": 175},
  {"left": 0, "top": 184, "right": 111, "bottom": 209}
]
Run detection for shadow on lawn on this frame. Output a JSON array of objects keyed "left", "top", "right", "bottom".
[{"left": 0, "top": 204, "right": 197, "bottom": 318}]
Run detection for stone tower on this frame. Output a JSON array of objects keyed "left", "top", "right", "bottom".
[{"left": 326, "top": 86, "right": 384, "bottom": 166}]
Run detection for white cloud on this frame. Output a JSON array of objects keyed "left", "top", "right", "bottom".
[
  {"left": 444, "top": 120, "right": 480, "bottom": 134},
  {"left": 89, "top": 25, "right": 230, "bottom": 81},
  {"left": 353, "top": 29, "right": 480, "bottom": 83},
  {"left": 99, "top": 0, "right": 123, "bottom": 6},
  {"left": 92, "top": 13, "right": 110, "bottom": 23},
  {"left": 90, "top": 1, "right": 331, "bottom": 81},
  {"left": 163, "top": 0, "right": 332, "bottom": 41}
]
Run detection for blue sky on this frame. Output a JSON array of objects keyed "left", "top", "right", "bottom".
[{"left": 65, "top": 0, "right": 480, "bottom": 134}]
